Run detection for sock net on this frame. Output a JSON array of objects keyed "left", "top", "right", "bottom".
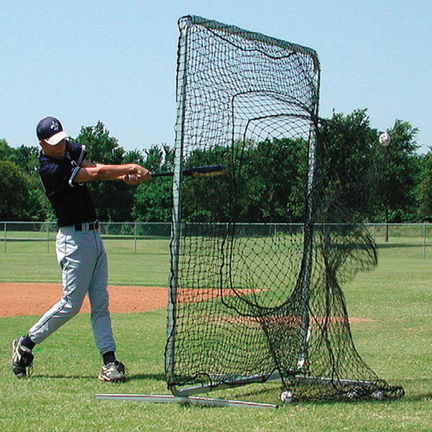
[{"left": 165, "top": 15, "right": 404, "bottom": 402}]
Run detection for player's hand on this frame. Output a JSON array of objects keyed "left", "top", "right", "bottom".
[
  {"left": 123, "top": 173, "right": 140, "bottom": 185},
  {"left": 136, "top": 167, "right": 151, "bottom": 183},
  {"left": 123, "top": 166, "right": 151, "bottom": 185}
]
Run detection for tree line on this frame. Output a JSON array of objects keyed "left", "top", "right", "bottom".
[{"left": 0, "top": 109, "right": 430, "bottom": 224}]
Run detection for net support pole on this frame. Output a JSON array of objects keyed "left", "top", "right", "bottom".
[
  {"left": 297, "top": 107, "right": 320, "bottom": 371},
  {"left": 165, "top": 16, "right": 191, "bottom": 389}
]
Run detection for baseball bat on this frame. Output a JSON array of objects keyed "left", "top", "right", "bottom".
[{"left": 151, "top": 164, "right": 227, "bottom": 178}]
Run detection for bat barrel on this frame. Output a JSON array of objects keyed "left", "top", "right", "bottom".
[{"left": 151, "top": 165, "right": 227, "bottom": 178}]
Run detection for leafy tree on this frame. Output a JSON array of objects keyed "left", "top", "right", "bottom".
[
  {"left": 0, "top": 141, "right": 46, "bottom": 220},
  {"left": 173, "top": 138, "right": 308, "bottom": 223},
  {"left": 123, "top": 149, "right": 145, "bottom": 166},
  {"left": 0, "top": 160, "right": 43, "bottom": 220},
  {"left": 76, "top": 121, "right": 137, "bottom": 221},
  {"left": 144, "top": 146, "right": 165, "bottom": 173},
  {"left": 235, "top": 138, "right": 308, "bottom": 222},
  {"left": 77, "top": 121, "right": 125, "bottom": 165},
  {"left": 181, "top": 145, "right": 232, "bottom": 222},
  {"left": 0, "top": 111, "right": 425, "bottom": 225},
  {"left": 132, "top": 179, "right": 172, "bottom": 222},
  {"left": 0, "top": 139, "right": 14, "bottom": 161},
  {"left": 413, "top": 153, "right": 432, "bottom": 221},
  {"left": 10, "top": 145, "right": 40, "bottom": 175},
  {"left": 317, "top": 109, "right": 378, "bottom": 223},
  {"left": 132, "top": 145, "right": 174, "bottom": 222},
  {"left": 371, "top": 120, "right": 419, "bottom": 223}
]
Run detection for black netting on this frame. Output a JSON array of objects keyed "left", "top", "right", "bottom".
[{"left": 165, "top": 15, "right": 403, "bottom": 402}]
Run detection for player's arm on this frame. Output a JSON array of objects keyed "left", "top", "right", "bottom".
[{"left": 73, "top": 159, "right": 151, "bottom": 184}]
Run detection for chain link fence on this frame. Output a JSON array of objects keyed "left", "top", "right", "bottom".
[
  {"left": 0, "top": 221, "right": 171, "bottom": 254},
  {"left": 1, "top": 221, "right": 432, "bottom": 257}
]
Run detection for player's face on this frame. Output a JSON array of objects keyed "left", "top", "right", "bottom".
[{"left": 40, "top": 139, "right": 66, "bottom": 160}]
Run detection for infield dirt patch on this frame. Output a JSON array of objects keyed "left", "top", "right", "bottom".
[
  {"left": 0, "top": 283, "right": 375, "bottom": 325},
  {"left": 0, "top": 283, "right": 168, "bottom": 317}
]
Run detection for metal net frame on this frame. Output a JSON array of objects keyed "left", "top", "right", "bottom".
[{"left": 165, "top": 15, "right": 403, "bottom": 402}]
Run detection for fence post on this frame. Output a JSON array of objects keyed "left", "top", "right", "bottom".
[
  {"left": 3, "top": 222, "right": 6, "bottom": 253},
  {"left": 134, "top": 222, "right": 137, "bottom": 254},
  {"left": 423, "top": 224, "right": 426, "bottom": 259},
  {"left": 46, "top": 223, "right": 50, "bottom": 253}
]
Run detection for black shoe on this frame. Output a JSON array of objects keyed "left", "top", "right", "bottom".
[
  {"left": 98, "top": 361, "right": 126, "bottom": 382},
  {"left": 11, "top": 337, "right": 34, "bottom": 378}
]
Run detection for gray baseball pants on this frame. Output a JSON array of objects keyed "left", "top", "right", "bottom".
[{"left": 28, "top": 223, "right": 116, "bottom": 355}]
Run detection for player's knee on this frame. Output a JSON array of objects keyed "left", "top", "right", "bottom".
[
  {"left": 62, "top": 297, "right": 84, "bottom": 317},
  {"left": 90, "top": 307, "right": 110, "bottom": 322}
]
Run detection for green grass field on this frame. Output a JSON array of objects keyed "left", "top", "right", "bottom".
[
  {"left": 1, "top": 237, "right": 432, "bottom": 431},
  {"left": 0, "top": 237, "right": 170, "bottom": 286}
]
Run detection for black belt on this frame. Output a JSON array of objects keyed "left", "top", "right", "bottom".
[{"left": 74, "top": 221, "right": 99, "bottom": 231}]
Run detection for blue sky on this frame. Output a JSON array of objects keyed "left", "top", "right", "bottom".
[{"left": 1, "top": 0, "right": 431, "bottom": 153}]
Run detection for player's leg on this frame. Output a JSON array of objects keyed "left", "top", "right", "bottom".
[
  {"left": 27, "top": 228, "right": 95, "bottom": 343},
  {"left": 12, "top": 227, "right": 96, "bottom": 378},
  {"left": 87, "top": 231, "right": 125, "bottom": 382}
]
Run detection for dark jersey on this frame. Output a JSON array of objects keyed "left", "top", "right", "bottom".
[{"left": 39, "top": 140, "right": 97, "bottom": 227}]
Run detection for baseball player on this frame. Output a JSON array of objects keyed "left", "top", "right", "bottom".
[{"left": 11, "top": 116, "right": 150, "bottom": 381}]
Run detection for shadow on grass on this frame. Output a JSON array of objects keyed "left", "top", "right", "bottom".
[
  {"left": 29, "top": 372, "right": 166, "bottom": 381},
  {"left": 376, "top": 243, "right": 426, "bottom": 249},
  {"left": 126, "top": 373, "right": 166, "bottom": 381},
  {"left": 403, "top": 392, "right": 432, "bottom": 402},
  {"left": 29, "top": 374, "right": 99, "bottom": 380}
]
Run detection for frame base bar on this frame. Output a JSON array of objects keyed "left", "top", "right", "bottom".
[
  {"left": 174, "top": 370, "right": 377, "bottom": 397},
  {"left": 95, "top": 393, "right": 277, "bottom": 409}
]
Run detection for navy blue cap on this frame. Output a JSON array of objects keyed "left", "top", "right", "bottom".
[{"left": 36, "top": 117, "right": 68, "bottom": 145}]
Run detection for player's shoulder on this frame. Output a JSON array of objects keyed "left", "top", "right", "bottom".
[
  {"left": 67, "top": 140, "right": 87, "bottom": 163},
  {"left": 39, "top": 153, "right": 61, "bottom": 181},
  {"left": 66, "top": 140, "right": 82, "bottom": 153}
]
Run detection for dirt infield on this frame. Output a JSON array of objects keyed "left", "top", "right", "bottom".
[
  {"left": 0, "top": 284, "right": 255, "bottom": 318},
  {"left": 0, "top": 283, "right": 374, "bottom": 324},
  {"left": 0, "top": 283, "right": 168, "bottom": 317}
]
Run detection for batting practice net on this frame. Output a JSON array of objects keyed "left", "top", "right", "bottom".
[{"left": 165, "top": 15, "right": 404, "bottom": 402}]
